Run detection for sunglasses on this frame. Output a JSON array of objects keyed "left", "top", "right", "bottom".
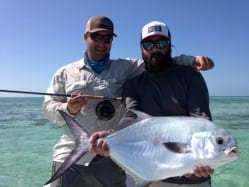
[
  {"left": 89, "top": 32, "right": 113, "bottom": 44},
  {"left": 142, "top": 39, "right": 170, "bottom": 50}
]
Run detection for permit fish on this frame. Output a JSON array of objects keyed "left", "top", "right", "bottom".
[{"left": 45, "top": 110, "right": 238, "bottom": 186}]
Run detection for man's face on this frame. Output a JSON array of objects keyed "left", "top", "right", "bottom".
[
  {"left": 141, "top": 35, "right": 171, "bottom": 72},
  {"left": 84, "top": 31, "right": 113, "bottom": 62}
]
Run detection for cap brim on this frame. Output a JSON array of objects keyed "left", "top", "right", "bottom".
[
  {"left": 141, "top": 33, "right": 169, "bottom": 41},
  {"left": 88, "top": 28, "right": 117, "bottom": 37}
]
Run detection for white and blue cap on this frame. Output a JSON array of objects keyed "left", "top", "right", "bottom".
[{"left": 141, "top": 21, "right": 170, "bottom": 41}]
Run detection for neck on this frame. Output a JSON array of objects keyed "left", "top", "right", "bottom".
[{"left": 84, "top": 52, "right": 110, "bottom": 74}]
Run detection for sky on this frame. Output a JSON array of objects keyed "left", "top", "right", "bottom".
[{"left": 0, "top": 0, "right": 248, "bottom": 97}]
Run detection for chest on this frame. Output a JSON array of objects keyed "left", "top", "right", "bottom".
[
  {"left": 64, "top": 68, "right": 126, "bottom": 97},
  {"left": 136, "top": 74, "right": 190, "bottom": 115}
]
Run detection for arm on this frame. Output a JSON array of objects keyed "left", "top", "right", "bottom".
[
  {"left": 174, "top": 55, "right": 215, "bottom": 71},
  {"left": 186, "top": 71, "right": 214, "bottom": 177},
  {"left": 43, "top": 70, "right": 69, "bottom": 126},
  {"left": 187, "top": 70, "right": 212, "bottom": 120},
  {"left": 122, "top": 78, "right": 141, "bottom": 111},
  {"left": 43, "top": 68, "right": 87, "bottom": 125}
]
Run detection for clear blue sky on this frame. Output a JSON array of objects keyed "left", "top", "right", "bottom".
[{"left": 0, "top": 0, "right": 248, "bottom": 97}]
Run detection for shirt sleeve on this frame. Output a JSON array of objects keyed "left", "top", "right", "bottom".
[
  {"left": 42, "top": 68, "right": 70, "bottom": 126},
  {"left": 125, "top": 58, "right": 145, "bottom": 79},
  {"left": 173, "top": 54, "right": 195, "bottom": 66},
  {"left": 122, "top": 79, "right": 141, "bottom": 111}
]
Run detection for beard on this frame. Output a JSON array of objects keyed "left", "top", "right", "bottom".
[{"left": 143, "top": 49, "right": 173, "bottom": 73}]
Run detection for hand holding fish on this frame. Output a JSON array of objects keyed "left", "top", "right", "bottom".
[
  {"left": 89, "top": 130, "right": 111, "bottom": 157},
  {"left": 184, "top": 165, "right": 214, "bottom": 178}
]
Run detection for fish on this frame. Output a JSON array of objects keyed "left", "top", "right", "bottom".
[{"left": 44, "top": 109, "right": 239, "bottom": 186}]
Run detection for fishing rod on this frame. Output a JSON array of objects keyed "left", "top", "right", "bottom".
[{"left": 0, "top": 89, "right": 122, "bottom": 102}]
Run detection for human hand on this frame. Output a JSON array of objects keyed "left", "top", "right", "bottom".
[
  {"left": 185, "top": 165, "right": 214, "bottom": 178},
  {"left": 193, "top": 56, "right": 215, "bottom": 71},
  {"left": 67, "top": 93, "right": 88, "bottom": 115},
  {"left": 89, "top": 131, "right": 111, "bottom": 157},
  {"left": 193, "top": 165, "right": 214, "bottom": 178}
]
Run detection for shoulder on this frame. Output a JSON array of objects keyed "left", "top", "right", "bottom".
[
  {"left": 172, "top": 64, "right": 199, "bottom": 76},
  {"left": 54, "top": 59, "right": 83, "bottom": 75},
  {"left": 124, "top": 71, "right": 146, "bottom": 86},
  {"left": 110, "top": 58, "right": 145, "bottom": 79},
  {"left": 110, "top": 58, "right": 143, "bottom": 67},
  {"left": 59, "top": 59, "right": 83, "bottom": 70},
  {"left": 171, "top": 64, "right": 207, "bottom": 88}
]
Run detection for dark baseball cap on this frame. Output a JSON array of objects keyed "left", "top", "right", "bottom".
[{"left": 85, "top": 16, "right": 117, "bottom": 37}]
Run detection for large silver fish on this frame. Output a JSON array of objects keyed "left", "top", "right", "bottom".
[{"left": 45, "top": 110, "right": 238, "bottom": 186}]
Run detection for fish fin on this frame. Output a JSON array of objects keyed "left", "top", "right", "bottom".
[
  {"left": 44, "top": 110, "right": 90, "bottom": 185},
  {"left": 44, "top": 147, "right": 88, "bottom": 185},
  {"left": 163, "top": 142, "right": 192, "bottom": 154},
  {"left": 59, "top": 110, "right": 91, "bottom": 136},
  {"left": 129, "top": 109, "right": 152, "bottom": 120},
  {"left": 114, "top": 109, "right": 152, "bottom": 131}
]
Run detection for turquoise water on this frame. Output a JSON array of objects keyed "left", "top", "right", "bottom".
[{"left": 0, "top": 97, "right": 248, "bottom": 187}]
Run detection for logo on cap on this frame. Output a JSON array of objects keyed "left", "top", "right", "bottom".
[{"left": 148, "top": 25, "right": 162, "bottom": 33}]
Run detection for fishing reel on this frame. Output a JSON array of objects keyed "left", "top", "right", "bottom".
[{"left": 95, "top": 100, "right": 115, "bottom": 121}]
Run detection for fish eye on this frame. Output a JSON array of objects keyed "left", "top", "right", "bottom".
[{"left": 216, "top": 137, "right": 224, "bottom": 145}]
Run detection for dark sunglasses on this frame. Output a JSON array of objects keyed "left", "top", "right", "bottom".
[
  {"left": 142, "top": 39, "right": 170, "bottom": 50},
  {"left": 89, "top": 32, "right": 113, "bottom": 44}
]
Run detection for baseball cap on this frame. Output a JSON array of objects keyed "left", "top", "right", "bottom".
[
  {"left": 141, "top": 21, "right": 170, "bottom": 41},
  {"left": 85, "top": 16, "right": 117, "bottom": 37}
]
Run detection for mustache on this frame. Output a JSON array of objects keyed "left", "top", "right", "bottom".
[
  {"left": 150, "top": 52, "right": 164, "bottom": 59},
  {"left": 143, "top": 51, "right": 173, "bottom": 72}
]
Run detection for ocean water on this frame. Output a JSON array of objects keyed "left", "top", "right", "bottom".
[{"left": 0, "top": 96, "right": 248, "bottom": 187}]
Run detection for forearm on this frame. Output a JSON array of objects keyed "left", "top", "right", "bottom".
[
  {"left": 174, "top": 55, "right": 215, "bottom": 71},
  {"left": 43, "top": 74, "right": 70, "bottom": 126},
  {"left": 43, "top": 97, "right": 68, "bottom": 126},
  {"left": 173, "top": 54, "right": 195, "bottom": 66}
]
